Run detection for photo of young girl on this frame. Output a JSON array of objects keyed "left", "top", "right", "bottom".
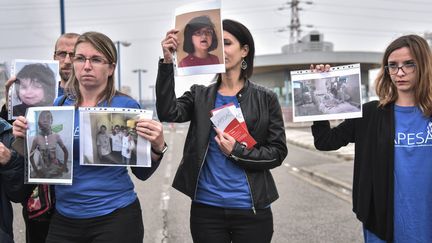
[
  {"left": 179, "top": 15, "right": 220, "bottom": 67},
  {"left": 9, "top": 60, "right": 59, "bottom": 120},
  {"left": 174, "top": 1, "right": 225, "bottom": 76}
]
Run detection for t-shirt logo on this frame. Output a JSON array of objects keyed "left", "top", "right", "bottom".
[{"left": 428, "top": 121, "right": 432, "bottom": 137}]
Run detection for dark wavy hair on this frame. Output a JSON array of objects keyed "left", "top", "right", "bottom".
[
  {"left": 222, "top": 19, "right": 255, "bottom": 80},
  {"left": 183, "top": 15, "right": 218, "bottom": 54},
  {"left": 16, "top": 63, "right": 56, "bottom": 104}
]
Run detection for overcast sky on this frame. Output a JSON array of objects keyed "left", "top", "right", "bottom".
[{"left": 1, "top": 0, "right": 431, "bottom": 99}]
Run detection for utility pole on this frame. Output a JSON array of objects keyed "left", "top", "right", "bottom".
[
  {"left": 290, "top": 0, "right": 300, "bottom": 44},
  {"left": 278, "top": 0, "right": 313, "bottom": 44},
  {"left": 60, "top": 0, "right": 65, "bottom": 34}
]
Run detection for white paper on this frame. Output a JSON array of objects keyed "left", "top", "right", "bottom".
[{"left": 290, "top": 63, "right": 363, "bottom": 122}]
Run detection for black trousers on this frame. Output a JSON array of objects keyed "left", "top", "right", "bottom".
[
  {"left": 46, "top": 199, "right": 144, "bottom": 243},
  {"left": 25, "top": 218, "right": 50, "bottom": 243},
  {"left": 190, "top": 202, "right": 274, "bottom": 243}
]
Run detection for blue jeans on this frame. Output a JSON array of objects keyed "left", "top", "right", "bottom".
[
  {"left": 190, "top": 202, "right": 273, "bottom": 243},
  {"left": 363, "top": 226, "right": 386, "bottom": 243}
]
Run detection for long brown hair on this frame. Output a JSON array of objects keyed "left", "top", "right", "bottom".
[
  {"left": 375, "top": 34, "right": 432, "bottom": 117},
  {"left": 65, "top": 31, "right": 118, "bottom": 107}
]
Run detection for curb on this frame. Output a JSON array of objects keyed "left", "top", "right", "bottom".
[
  {"left": 298, "top": 167, "right": 352, "bottom": 192},
  {"left": 285, "top": 131, "right": 354, "bottom": 201},
  {"left": 286, "top": 138, "right": 354, "bottom": 162}
]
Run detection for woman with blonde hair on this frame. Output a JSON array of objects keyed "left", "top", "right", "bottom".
[{"left": 13, "top": 31, "right": 167, "bottom": 243}]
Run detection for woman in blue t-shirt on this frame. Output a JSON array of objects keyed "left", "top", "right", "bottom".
[
  {"left": 158, "top": 19, "right": 288, "bottom": 243},
  {"left": 312, "top": 35, "right": 432, "bottom": 242},
  {"left": 13, "top": 31, "right": 167, "bottom": 243}
]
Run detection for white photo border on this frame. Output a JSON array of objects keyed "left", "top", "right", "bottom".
[
  {"left": 290, "top": 63, "right": 363, "bottom": 122},
  {"left": 25, "top": 106, "right": 75, "bottom": 185},
  {"left": 173, "top": 0, "right": 225, "bottom": 76},
  {"left": 79, "top": 107, "right": 153, "bottom": 167},
  {"left": 9, "top": 59, "right": 60, "bottom": 120}
]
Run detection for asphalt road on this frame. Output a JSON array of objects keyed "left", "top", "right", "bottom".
[{"left": 13, "top": 124, "right": 362, "bottom": 243}]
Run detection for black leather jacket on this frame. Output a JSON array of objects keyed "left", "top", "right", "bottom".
[{"left": 156, "top": 62, "right": 288, "bottom": 209}]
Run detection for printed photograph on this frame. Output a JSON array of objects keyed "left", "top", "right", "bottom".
[
  {"left": 79, "top": 108, "right": 153, "bottom": 167},
  {"left": 291, "top": 64, "right": 362, "bottom": 122},
  {"left": 174, "top": 0, "right": 225, "bottom": 76},
  {"left": 9, "top": 59, "right": 59, "bottom": 120},
  {"left": 0, "top": 63, "right": 9, "bottom": 106},
  {"left": 26, "top": 106, "right": 74, "bottom": 185}
]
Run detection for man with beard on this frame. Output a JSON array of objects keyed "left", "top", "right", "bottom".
[{"left": 53, "top": 33, "right": 80, "bottom": 97}]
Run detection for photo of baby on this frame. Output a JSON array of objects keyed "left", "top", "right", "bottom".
[{"left": 9, "top": 60, "right": 59, "bottom": 120}]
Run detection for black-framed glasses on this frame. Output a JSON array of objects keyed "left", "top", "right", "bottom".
[
  {"left": 193, "top": 29, "right": 214, "bottom": 37},
  {"left": 385, "top": 63, "right": 416, "bottom": 75},
  {"left": 55, "top": 51, "right": 74, "bottom": 59},
  {"left": 73, "top": 55, "right": 111, "bottom": 66}
]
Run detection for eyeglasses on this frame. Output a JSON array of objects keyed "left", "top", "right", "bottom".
[
  {"left": 73, "top": 55, "right": 111, "bottom": 66},
  {"left": 193, "top": 29, "right": 214, "bottom": 37},
  {"left": 55, "top": 51, "right": 75, "bottom": 59},
  {"left": 385, "top": 63, "right": 416, "bottom": 75},
  {"left": 16, "top": 79, "right": 43, "bottom": 89}
]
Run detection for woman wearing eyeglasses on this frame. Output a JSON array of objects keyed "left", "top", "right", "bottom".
[
  {"left": 178, "top": 15, "right": 220, "bottom": 67},
  {"left": 13, "top": 31, "right": 166, "bottom": 243},
  {"left": 312, "top": 35, "right": 432, "bottom": 242}
]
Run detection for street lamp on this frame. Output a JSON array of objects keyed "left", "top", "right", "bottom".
[
  {"left": 115, "top": 41, "right": 131, "bottom": 90},
  {"left": 132, "top": 69, "right": 147, "bottom": 105},
  {"left": 148, "top": 84, "right": 156, "bottom": 114}
]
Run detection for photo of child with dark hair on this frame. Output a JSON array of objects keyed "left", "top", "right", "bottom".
[
  {"left": 11, "top": 61, "right": 58, "bottom": 119},
  {"left": 179, "top": 15, "right": 220, "bottom": 67}
]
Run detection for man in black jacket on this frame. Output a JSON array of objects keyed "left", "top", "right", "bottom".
[{"left": 0, "top": 118, "right": 27, "bottom": 243}]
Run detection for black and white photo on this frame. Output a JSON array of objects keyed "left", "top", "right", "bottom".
[{"left": 291, "top": 63, "right": 362, "bottom": 122}]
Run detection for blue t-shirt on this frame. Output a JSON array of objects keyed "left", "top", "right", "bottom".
[
  {"left": 393, "top": 105, "right": 432, "bottom": 242},
  {"left": 364, "top": 105, "right": 432, "bottom": 242},
  {"left": 57, "top": 82, "right": 64, "bottom": 98},
  {"left": 53, "top": 95, "right": 141, "bottom": 218},
  {"left": 194, "top": 92, "right": 252, "bottom": 209}
]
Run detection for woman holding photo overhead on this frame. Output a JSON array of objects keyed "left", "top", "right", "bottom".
[
  {"left": 157, "top": 19, "right": 287, "bottom": 243},
  {"left": 13, "top": 31, "right": 167, "bottom": 243},
  {"left": 312, "top": 35, "right": 432, "bottom": 242}
]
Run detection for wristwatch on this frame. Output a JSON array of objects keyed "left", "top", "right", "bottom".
[{"left": 151, "top": 142, "right": 168, "bottom": 156}]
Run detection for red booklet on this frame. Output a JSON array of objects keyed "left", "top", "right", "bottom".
[
  {"left": 210, "top": 104, "right": 256, "bottom": 149},
  {"left": 211, "top": 103, "right": 249, "bottom": 133}
]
